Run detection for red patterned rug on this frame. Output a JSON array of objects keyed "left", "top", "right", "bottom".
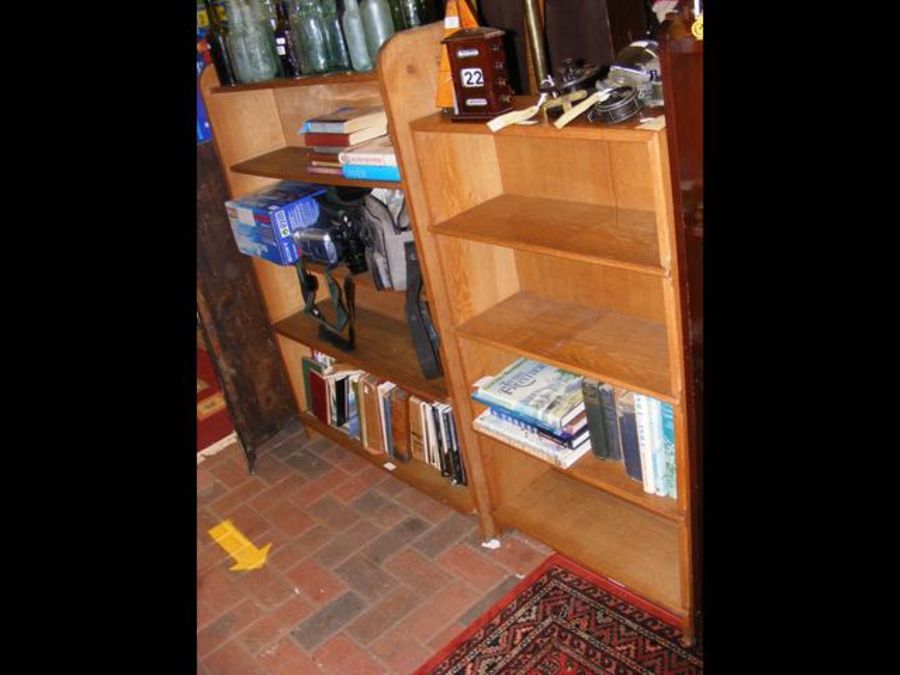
[
  {"left": 416, "top": 553, "right": 703, "bottom": 674},
  {"left": 197, "top": 346, "right": 234, "bottom": 453}
]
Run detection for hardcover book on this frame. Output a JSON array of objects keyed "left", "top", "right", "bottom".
[
  {"left": 408, "top": 395, "right": 426, "bottom": 462},
  {"left": 340, "top": 164, "right": 401, "bottom": 182},
  {"left": 473, "top": 410, "right": 591, "bottom": 469},
  {"left": 390, "top": 388, "right": 412, "bottom": 462},
  {"left": 377, "top": 381, "right": 397, "bottom": 459},
  {"left": 308, "top": 369, "right": 329, "bottom": 424},
  {"left": 303, "top": 106, "right": 387, "bottom": 134},
  {"left": 648, "top": 397, "right": 667, "bottom": 497},
  {"left": 303, "top": 125, "right": 388, "bottom": 148},
  {"left": 488, "top": 407, "right": 588, "bottom": 449},
  {"left": 301, "top": 357, "right": 324, "bottom": 411},
  {"left": 338, "top": 135, "right": 398, "bottom": 167},
  {"left": 582, "top": 378, "right": 610, "bottom": 459},
  {"left": 473, "top": 358, "right": 585, "bottom": 432},
  {"left": 616, "top": 389, "right": 643, "bottom": 483},
  {"left": 633, "top": 394, "right": 656, "bottom": 494},
  {"left": 661, "top": 402, "right": 677, "bottom": 498},
  {"left": 360, "top": 374, "right": 385, "bottom": 455},
  {"left": 599, "top": 384, "right": 622, "bottom": 461}
]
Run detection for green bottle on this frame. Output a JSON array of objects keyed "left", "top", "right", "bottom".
[
  {"left": 321, "top": 0, "right": 352, "bottom": 71},
  {"left": 292, "top": 0, "right": 331, "bottom": 74}
]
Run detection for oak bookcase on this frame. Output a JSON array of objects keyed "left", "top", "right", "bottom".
[
  {"left": 378, "top": 23, "right": 700, "bottom": 642},
  {"left": 199, "top": 63, "right": 474, "bottom": 518},
  {"left": 200, "top": 20, "right": 700, "bottom": 644}
]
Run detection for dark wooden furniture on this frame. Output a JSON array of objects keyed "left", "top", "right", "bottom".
[
  {"left": 660, "top": 27, "right": 703, "bottom": 638},
  {"left": 197, "top": 139, "right": 297, "bottom": 470}
]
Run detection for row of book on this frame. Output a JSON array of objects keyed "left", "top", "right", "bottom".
[
  {"left": 470, "top": 357, "right": 676, "bottom": 499},
  {"left": 301, "top": 105, "right": 400, "bottom": 183},
  {"left": 301, "top": 352, "right": 466, "bottom": 485}
]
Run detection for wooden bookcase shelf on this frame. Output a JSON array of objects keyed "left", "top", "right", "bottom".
[
  {"left": 379, "top": 23, "right": 700, "bottom": 642},
  {"left": 231, "top": 147, "right": 401, "bottom": 190},
  {"left": 273, "top": 306, "right": 447, "bottom": 402},
  {"left": 298, "top": 410, "right": 474, "bottom": 516},
  {"left": 430, "top": 195, "right": 663, "bottom": 274},
  {"left": 410, "top": 101, "right": 661, "bottom": 142},
  {"left": 211, "top": 70, "right": 379, "bottom": 94},
  {"left": 201, "top": 21, "right": 700, "bottom": 644},
  {"left": 199, "top": 34, "right": 472, "bottom": 520},
  {"left": 491, "top": 467, "right": 682, "bottom": 613},
  {"left": 472, "top": 426, "right": 682, "bottom": 521},
  {"left": 457, "top": 291, "right": 674, "bottom": 402}
]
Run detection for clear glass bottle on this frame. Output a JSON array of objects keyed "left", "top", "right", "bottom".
[
  {"left": 259, "top": 0, "right": 278, "bottom": 30},
  {"left": 398, "top": 0, "right": 422, "bottom": 28},
  {"left": 341, "top": 0, "right": 373, "bottom": 71},
  {"left": 320, "top": 0, "right": 352, "bottom": 71},
  {"left": 273, "top": 0, "right": 302, "bottom": 76},
  {"left": 360, "top": 0, "right": 395, "bottom": 63},
  {"left": 385, "top": 0, "right": 406, "bottom": 31},
  {"left": 203, "top": 0, "right": 237, "bottom": 85},
  {"left": 291, "top": 0, "right": 331, "bottom": 73},
  {"left": 226, "top": 0, "right": 280, "bottom": 83}
]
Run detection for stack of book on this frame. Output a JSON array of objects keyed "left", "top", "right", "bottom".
[
  {"left": 582, "top": 378, "right": 677, "bottom": 498},
  {"left": 301, "top": 106, "right": 398, "bottom": 182},
  {"left": 471, "top": 357, "right": 677, "bottom": 499},
  {"left": 471, "top": 357, "right": 592, "bottom": 469},
  {"left": 301, "top": 351, "right": 465, "bottom": 485}
]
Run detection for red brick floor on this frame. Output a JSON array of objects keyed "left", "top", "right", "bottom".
[{"left": 197, "top": 427, "right": 553, "bottom": 674}]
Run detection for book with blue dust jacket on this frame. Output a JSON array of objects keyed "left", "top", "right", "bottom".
[
  {"left": 661, "top": 402, "right": 677, "bottom": 498},
  {"left": 341, "top": 164, "right": 401, "bottom": 182},
  {"left": 473, "top": 358, "right": 585, "bottom": 432},
  {"left": 648, "top": 397, "right": 667, "bottom": 497}
]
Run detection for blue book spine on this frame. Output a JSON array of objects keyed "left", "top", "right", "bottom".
[
  {"left": 598, "top": 385, "right": 622, "bottom": 461},
  {"left": 618, "top": 411, "right": 642, "bottom": 483},
  {"left": 473, "top": 392, "right": 573, "bottom": 435},
  {"left": 341, "top": 164, "right": 401, "bottom": 182},
  {"left": 382, "top": 393, "right": 394, "bottom": 459},
  {"left": 488, "top": 407, "right": 581, "bottom": 444},
  {"left": 649, "top": 398, "right": 666, "bottom": 496},
  {"left": 661, "top": 402, "right": 677, "bottom": 498}
]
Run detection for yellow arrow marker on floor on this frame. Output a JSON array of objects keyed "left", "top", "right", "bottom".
[{"left": 208, "top": 520, "right": 272, "bottom": 571}]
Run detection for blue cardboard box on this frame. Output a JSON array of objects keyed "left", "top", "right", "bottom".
[{"left": 225, "top": 181, "right": 326, "bottom": 265}]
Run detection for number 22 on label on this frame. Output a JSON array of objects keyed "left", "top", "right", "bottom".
[{"left": 461, "top": 68, "right": 484, "bottom": 88}]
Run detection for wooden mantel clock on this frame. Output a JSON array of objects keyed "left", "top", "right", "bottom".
[{"left": 443, "top": 27, "right": 514, "bottom": 121}]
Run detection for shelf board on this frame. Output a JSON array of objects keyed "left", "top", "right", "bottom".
[
  {"left": 473, "top": 427, "right": 681, "bottom": 521},
  {"left": 211, "top": 70, "right": 379, "bottom": 94},
  {"left": 459, "top": 291, "right": 674, "bottom": 402},
  {"left": 231, "top": 147, "right": 403, "bottom": 190},
  {"left": 411, "top": 96, "right": 664, "bottom": 142},
  {"left": 430, "top": 195, "right": 663, "bottom": 274},
  {"left": 493, "top": 468, "right": 683, "bottom": 614},
  {"left": 299, "top": 411, "right": 474, "bottom": 516},
  {"left": 274, "top": 306, "right": 447, "bottom": 402}
]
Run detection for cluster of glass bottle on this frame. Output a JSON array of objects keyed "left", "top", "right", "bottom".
[{"left": 204, "top": 0, "right": 435, "bottom": 86}]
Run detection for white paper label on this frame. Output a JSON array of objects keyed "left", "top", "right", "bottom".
[
  {"left": 465, "top": 98, "right": 488, "bottom": 107},
  {"left": 460, "top": 67, "right": 484, "bottom": 88},
  {"left": 444, "top": 15, "right": 460, "bottom": 29},
  {"left": 383, "top": 462, "right": 397, "bottom": 471}
]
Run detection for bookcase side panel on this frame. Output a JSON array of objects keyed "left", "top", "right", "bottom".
[
  {"left": 275, "top": 334, "right": 313, "bottom": 413},
  {"left": 514, "top": 251, "right": 666, "bottom": 323},
  {"left": 609, "top": 141, "right": 657, "bottom": 212},
  {"left": 379, "top": 22, "right": 502, "bottom": 540},
  {"left": 274, "top": 83, "right": 385, "bottom": 149},
  {"left": 495, "top": 136, "right": 616, "bottom": 206},
  {"left": 412, "top": 132, "right": 504, "bottom": 224},
  {"left": 436, "top": 237, "right": 520, "bottom": 325}
]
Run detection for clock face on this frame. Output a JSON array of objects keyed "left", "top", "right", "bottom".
[{"left": 460, "top": 67, "right": 485, "bottom": 88}]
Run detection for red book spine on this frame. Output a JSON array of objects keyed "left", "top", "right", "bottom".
[{"left": 304, "top": 132, "right": 351, "bottom": 147}]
